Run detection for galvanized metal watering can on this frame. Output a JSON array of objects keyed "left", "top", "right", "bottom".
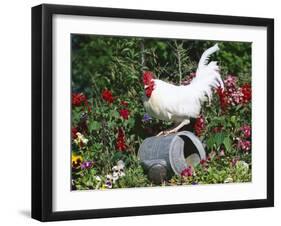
[{"left": 138, "top": 131, "right": 206, "bottom": 184}]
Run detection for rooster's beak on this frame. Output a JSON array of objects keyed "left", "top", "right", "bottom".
[{"left": 144, "top": 85, "right": 149, "bottom": 89}]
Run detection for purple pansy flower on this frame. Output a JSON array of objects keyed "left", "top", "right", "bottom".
[
  {"left": 143, "top": 113, "right": 152, "bottom": 122},
  {"left": 81, "top": 161, "right": 93, "bottom": 170}
]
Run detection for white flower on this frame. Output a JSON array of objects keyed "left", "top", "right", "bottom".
[
  {"left": 112, "top": 166, "right": 119, "bottom": 183},
  {"left": 110, "top": 160, "right": 126, "bottom": 184},
  {"left": 95, "top": 176, "right": 101, "bottom": 181},
  {"left": 119, "top": 172, "right": 125, "bottom": 177},
  {"left": 117, "top": 160, "right": 126, "bottom": 177},
  {"left": 224, "top": 177, "right": 233, "bottom": 183},
  {"left": 74, "top": 132, "right": 89, "bottom": 145},
  {"left": 105, "top": 174, "right": 113, "bottom": 188},
  {"left": 106, "top": 174, "right": 112, "bottom": 180},
  {"left": 117, "top": 160, "right": 125, "bottom": 168}
]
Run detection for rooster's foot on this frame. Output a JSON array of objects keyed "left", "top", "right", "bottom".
[
  {"left": 156, "top": 119, "right": 190, "bottom": 137},
  {"left": 156, "top": 129, "right": 178, "bottom": 136}
]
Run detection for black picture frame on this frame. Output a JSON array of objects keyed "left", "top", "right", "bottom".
[{"left": 32, "top": 3, "right": 274, "bottom": 222}]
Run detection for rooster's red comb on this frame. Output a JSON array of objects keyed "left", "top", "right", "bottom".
[{"left": 142, "top": 71, "right": 155, "bottom": 84}]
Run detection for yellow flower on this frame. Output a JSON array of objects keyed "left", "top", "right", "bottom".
[{"left": 72, "top": 154, "right": 83, "bottom": 168}]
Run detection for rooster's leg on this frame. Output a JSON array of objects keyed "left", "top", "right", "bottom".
[{"left": 157, "top": 119, "right": 190, "bottom": 136}]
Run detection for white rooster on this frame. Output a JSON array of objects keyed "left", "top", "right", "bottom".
[{"left": 142, "top": 43, "right": 224, "bottom": 136}]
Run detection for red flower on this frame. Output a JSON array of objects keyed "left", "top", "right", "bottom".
[
  {"left": 119, "top": 109, "right": 130, "bottom": 120},
  {"left": 120, "top": 100, "right": 128, "bottom": 107},
  {"left": 181, "top": 166, "right": 193, "bottom": 177},
  {"left": 216, "top": 79, "right": 251, "bottom": 111},
  {"left": 237, "top": 139, "right": 251, "bottom": 152},
  {"left": 241, "top": 83, "right": 251, "bottom": 103},
  {"left": 116, "top": 128, "right": 126, "bottom": 151},
  {"left": 224, "top": 75, "right": 238, "bottom": 88},
  {"left": 212, "top": 126, "right": 223, "bottom": 133},
  {"left": 216, "top": 87, "right": 228, "bottom": 110},
  {"left": 200, "top": 159, "right": 207, "bottom": 165},
  {"left": 240, "top": 124, "right": 251, "bottom": 138},
  {"left": 194, "top": 115, "right": 205, "bottom": 136},
  {"left": 72, "top": 127, "right": 78, "bottom": 139},
  {"left": 102, "top": 89, "right": 114, "bottom": 103},
  {"left": 72, "top": 93, "right": 87, "bottom": 106}
]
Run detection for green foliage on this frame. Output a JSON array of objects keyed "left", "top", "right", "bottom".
[
  {"left": 117, "top": 165, "right": 150, "bottom": 188},
  {"left": 170, "top": 158, "right": 251, "bottom": 185}
]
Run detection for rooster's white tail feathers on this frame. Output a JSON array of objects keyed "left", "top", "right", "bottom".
[
  {"left": 191, "top": 44, "right": 224, "bottom": 103},
  {"left": 198, "top": 43, "right": 219, "bottom": 69}
]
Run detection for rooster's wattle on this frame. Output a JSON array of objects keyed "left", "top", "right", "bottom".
[{"left": 142, "top": 44, "right": 224, "bottom": 136}]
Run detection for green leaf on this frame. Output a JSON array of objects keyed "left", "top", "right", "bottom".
[
  {"left": 223, "top": 136, "right": 232, "bottom": 152},
  {"left": 206, "top": 136, "right": 215, "bottom": 149},
  {"left": 127, "top": 118, "right": 135, "bottom": 128},
  {"left": 89, "top": 121, "right": 101, "bottom": 132},
  {"left": 213, "top": 132, "right": 225, "bottom": 147},
  {"left": 112, "top": 110, "right": 119, "bottom": 119},
  {"left": 230, "top": 116, "right": 236, "bottom": 124},
  {"left": 112, "top": 152, "right": 124, "bottom": 162}
]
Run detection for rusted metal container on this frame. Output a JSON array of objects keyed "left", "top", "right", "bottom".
[{"left": 139, "top": 131, "right": 206, "bottom": 183}]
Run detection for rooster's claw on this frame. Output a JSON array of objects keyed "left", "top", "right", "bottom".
[{"left": 156, "top": 130, "right": 176, "bottom": 136}]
